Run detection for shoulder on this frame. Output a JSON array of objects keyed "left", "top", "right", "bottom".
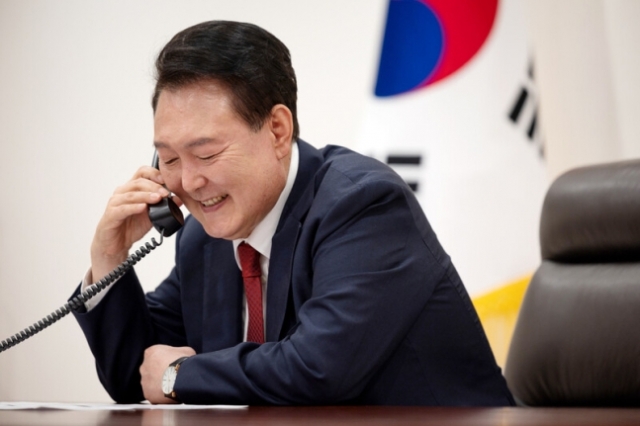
[
  {"left": 299, "top": 145, "right": 430, "bottom": 238},
  {"left": 312, "top": 145, "right": 416, "bottom": 210},
  {"left": 287, "top": 141, "right": 418, "bottom": 227},
  {"left": 318, "top": 145, "right": 401, "bottom": 186}
]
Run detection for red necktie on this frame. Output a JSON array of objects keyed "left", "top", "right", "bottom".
[{"left": 237, "top": 242, "right": 265, "bottom": 344}]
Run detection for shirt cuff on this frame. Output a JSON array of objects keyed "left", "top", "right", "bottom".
[{"left": 81, "top": 267, "right": 117, "bottom": 311}]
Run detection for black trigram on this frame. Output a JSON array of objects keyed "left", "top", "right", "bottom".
[
  {"left": 386, "top": 154, "right": 423, "bottom": 192},
  {"left": 508, "top": 60, "right": 544, "bottom": 158},
  {"left": 509, "top": 88, "right": 537, "bottom": 138}
]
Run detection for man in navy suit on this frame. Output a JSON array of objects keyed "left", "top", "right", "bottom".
[{"left": 73, "top": 20, "right": 514, "bottom": 406}]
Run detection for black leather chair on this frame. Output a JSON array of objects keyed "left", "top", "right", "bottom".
[{"left": 505, "top": 159, "right": 640, "bottom": 406}]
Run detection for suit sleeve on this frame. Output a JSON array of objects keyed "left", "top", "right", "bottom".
[
  {"left": 72, "top": 232, "right": 189, "bottom": 403},
  {"left": 174, "top": 173, "right": 446, "bottom": 404}
]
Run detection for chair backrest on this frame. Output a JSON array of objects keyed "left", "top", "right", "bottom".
[{"left": 505, "top": 159, "right": 640, "bottom": 406}]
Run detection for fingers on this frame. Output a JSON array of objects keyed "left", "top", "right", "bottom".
[
  {"left": 108, "top": 189, "right": 168, "bottom": 213},
  {"left": 106, "top": 166, "right": 172, "bottom": 221},
  {"left": 90, "top": 166, "right": 175, "bottom": 275},
  {"left": 110, "top": 165, "right": 167, "bottom": 200},
  {"left": 132, "top": 165, "right": 165, "bottom": 185},
  {"left": 140, "top": 345, "right": 196, "bottom": 404}
]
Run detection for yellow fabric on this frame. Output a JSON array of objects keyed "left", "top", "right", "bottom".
[{"left": 472, "top": 276, "right": 530, "bottom": 367}]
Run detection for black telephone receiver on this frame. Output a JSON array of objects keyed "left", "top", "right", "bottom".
[
  {"left": 0, "top": 153, "right": 184, "bottom": 353},
  {"left": 148, "top": 151, "right": 184, "bottom": 237}
]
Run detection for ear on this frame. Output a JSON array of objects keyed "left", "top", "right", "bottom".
[{"left": 268, "top": 104, "right": 293, "bottom": 160}]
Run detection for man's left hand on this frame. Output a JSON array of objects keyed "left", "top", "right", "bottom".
[{"left": 140, "top": 344, "right": 196, "bottom": 404}]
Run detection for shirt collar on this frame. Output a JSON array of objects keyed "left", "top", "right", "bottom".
[{"left": 233, "top": 142, "right": 299, "bottom": 262}]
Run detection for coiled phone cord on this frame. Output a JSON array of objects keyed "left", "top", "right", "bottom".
[{"left": 0, "top": 232, "right": 164, "bottom": 354}]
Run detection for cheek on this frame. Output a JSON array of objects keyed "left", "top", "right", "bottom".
[
  {"left": 246, "top": 162, "right": 285, "bottom": 209},
  {"left": 162, "top": 170, "right": 183, "bottom": 194}
]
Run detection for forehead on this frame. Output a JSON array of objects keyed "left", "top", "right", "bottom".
[{"left": 153, "top": 81, "right": 249, "bottom": 146}]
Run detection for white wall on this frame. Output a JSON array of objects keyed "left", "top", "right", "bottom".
[
  {"left": 527, "top": 0, "right": 640, "bottom": 178},
  {"left": 0, "top": 0, "right": 639, "bottom": 402}
]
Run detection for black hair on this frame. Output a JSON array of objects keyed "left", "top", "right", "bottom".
[{"left": 152, "top": 21, "right": 299, "bottom": 140}]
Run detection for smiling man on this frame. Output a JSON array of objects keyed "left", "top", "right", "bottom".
[
  {"left": 153, "top": 81, "right": 291, "bottom": 241},
  {"left": 72, "top": 20, "right": 514, "bottom": 406}
]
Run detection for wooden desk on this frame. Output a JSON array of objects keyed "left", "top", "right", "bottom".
[{"left": 2, "top": 406, "right": 640, "bottom": 426}]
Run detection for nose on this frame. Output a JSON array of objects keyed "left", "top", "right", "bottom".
[{"left": 181, "top": 162, "right": 207, "bottom": 193}]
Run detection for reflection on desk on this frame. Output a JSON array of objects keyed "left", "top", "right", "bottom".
[{"left": 2, "top": 406, "right": 640, "bottom": 426}]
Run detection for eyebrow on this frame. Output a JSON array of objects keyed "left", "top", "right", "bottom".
[{"left": 153, "top": 138, "right": 217, "bottom": 150}]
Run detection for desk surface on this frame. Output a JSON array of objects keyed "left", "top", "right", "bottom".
[{"left": 2, "top": 406, "right": 640, "bottom": 426}]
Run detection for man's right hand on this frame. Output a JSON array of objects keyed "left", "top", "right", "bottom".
[{"left": 89, "top": 166, "right": 174, "bottom": 283}]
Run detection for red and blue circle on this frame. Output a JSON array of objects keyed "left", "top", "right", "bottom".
[{"left": 374, "top": 0, "right": 499, "bottom": 97}]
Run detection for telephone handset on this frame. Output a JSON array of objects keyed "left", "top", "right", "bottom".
[
  {"left": 148, "top": 151, "right": 184, "bottom": 237},
  {"left": 0, "top": 153, "right": 183, "bottom": 353}
]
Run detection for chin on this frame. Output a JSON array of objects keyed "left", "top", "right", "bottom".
[
  {"left": 201, "top": 222, "right": 236, "bottom": 241},
  {"left": 202, "top": 226, "right": 227, "bottom": 239}
]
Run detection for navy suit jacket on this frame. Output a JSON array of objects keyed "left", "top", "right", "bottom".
[{"left": 73, "top": 140, "right": 515, "bottom": 406}]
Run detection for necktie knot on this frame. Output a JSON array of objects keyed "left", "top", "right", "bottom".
[{"left": 238, "top": 242, "right": 261, "bottom": 278}]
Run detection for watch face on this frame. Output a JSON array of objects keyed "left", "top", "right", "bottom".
[{"left": 162, "top": 366, "right": 177, "bottom": 395}]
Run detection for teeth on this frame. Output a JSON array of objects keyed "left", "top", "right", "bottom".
[{"left": 202, "top": 195, "right": 228, "bottom": 207}]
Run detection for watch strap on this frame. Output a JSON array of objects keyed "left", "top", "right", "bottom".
[
  {"left": 164, "top": 356, "right": 191, "bottom": 400},
  {"left": 170, "top": 356, "right": 191, "bottom": 368}
]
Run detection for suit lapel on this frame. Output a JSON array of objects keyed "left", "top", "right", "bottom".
[
  {"left": 266, "top": 218, "right": 300, "bottom": 341},
  {"left": 265, "top": 140, "right": 324, "bottom": 341},
  {"left": 201, "top": 240, "right": 243, "bottom": 351}
]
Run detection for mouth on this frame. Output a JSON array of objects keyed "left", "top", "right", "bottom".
[{"left": 201, "top": 194, "right": 228, "bottom": 207}]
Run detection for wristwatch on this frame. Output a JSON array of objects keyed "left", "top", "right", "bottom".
[{"left": 162, "top": 356, "right": 190, "bottom": 400}]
